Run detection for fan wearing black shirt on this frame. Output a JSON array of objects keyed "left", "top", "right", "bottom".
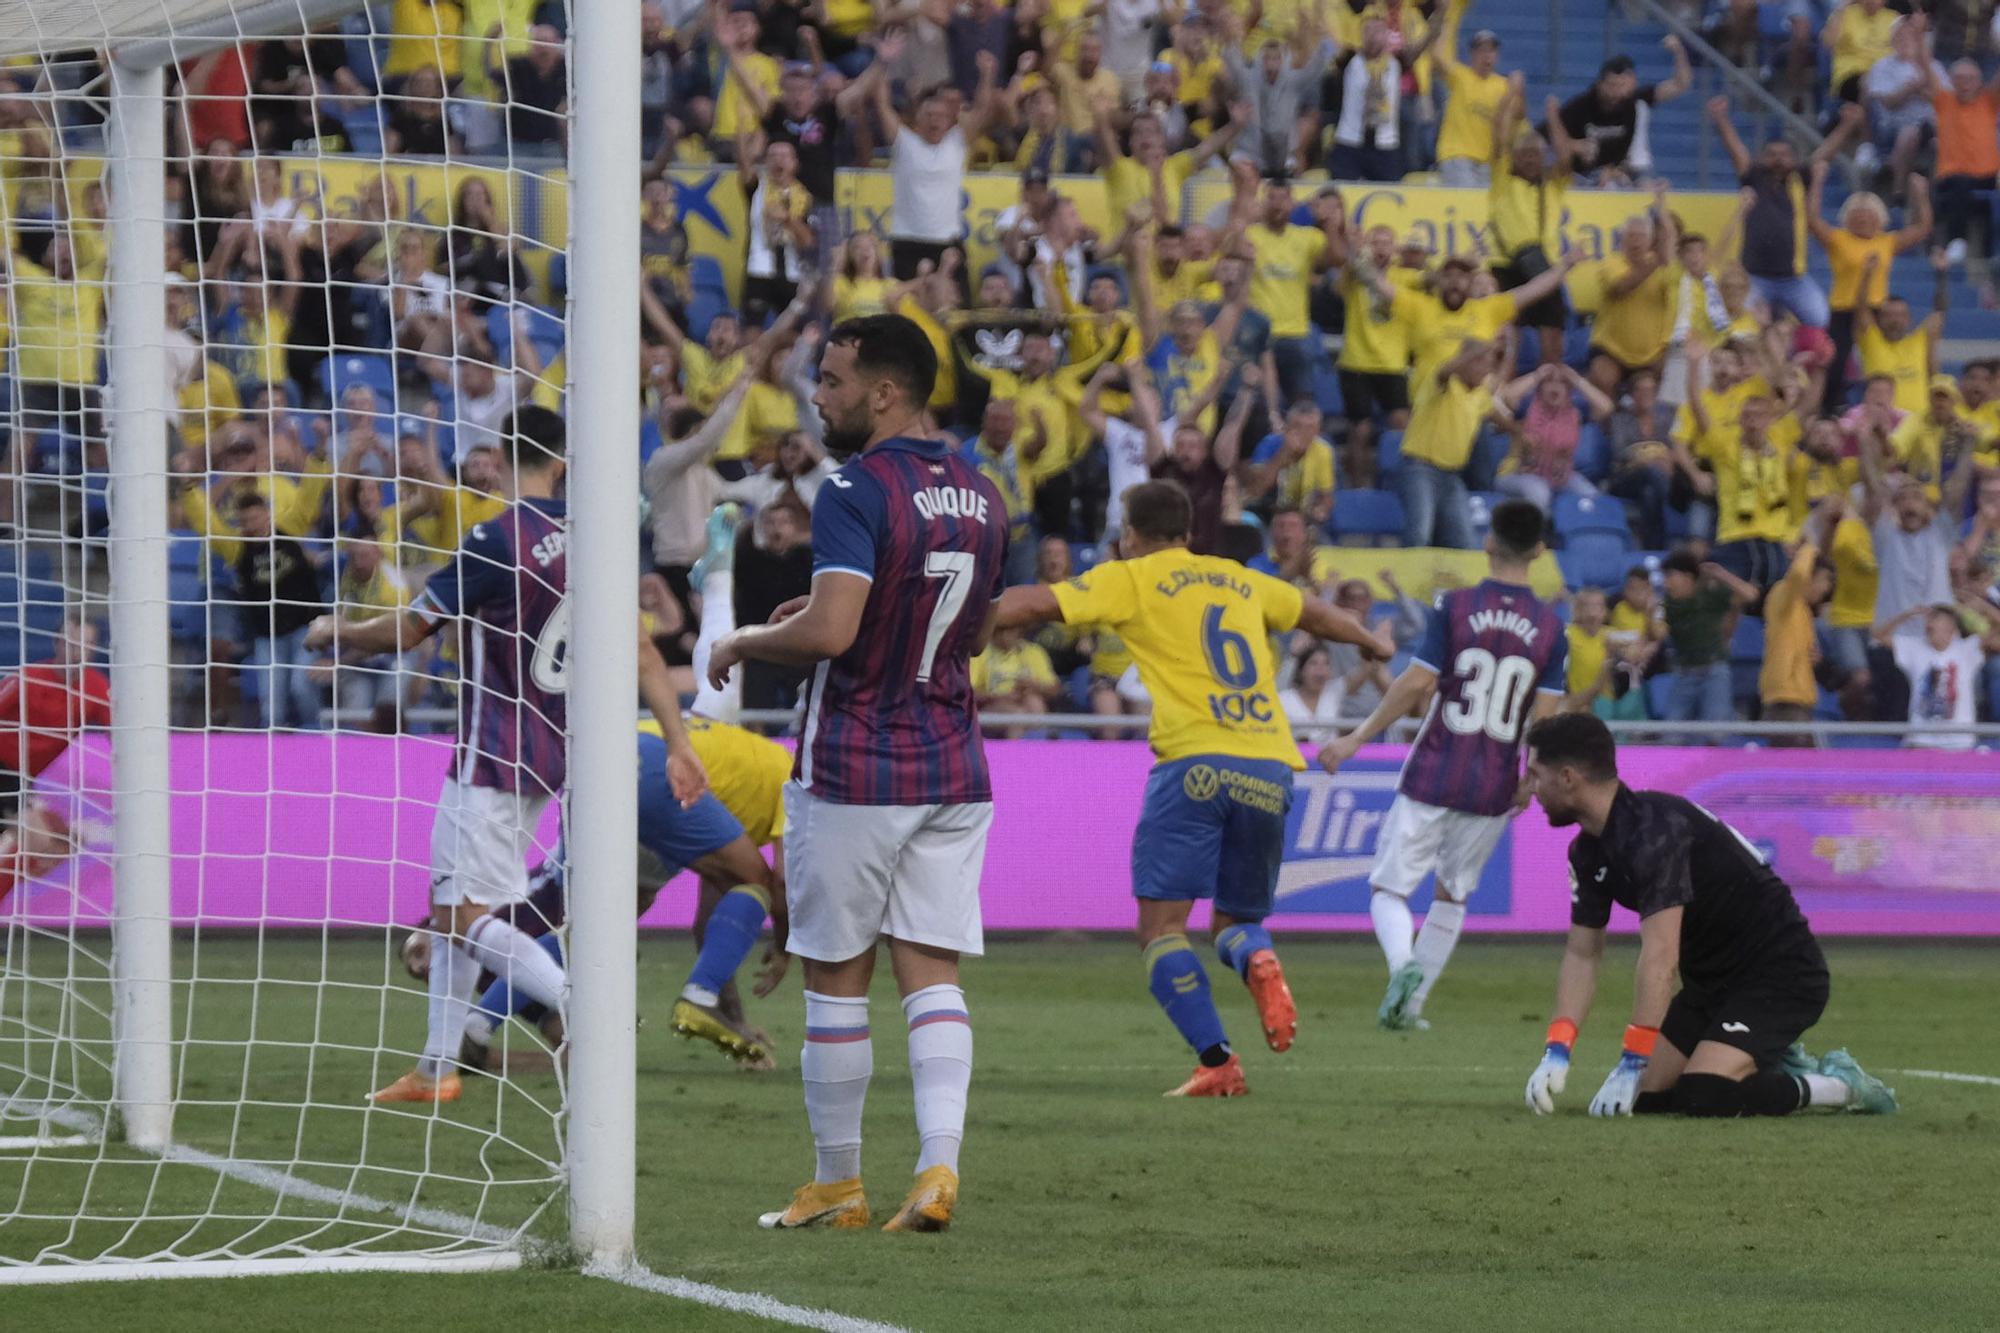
[
  {"left": 759, "top": 38, "right": 895, "bottom": 273},
  {"left": 1518, "top": 713, "right": 1898, "bottom": 1119}
]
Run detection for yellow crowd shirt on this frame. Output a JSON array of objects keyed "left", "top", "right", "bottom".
[
  {"left": 1827, "top": 516, "right": 1878, "bottom": 629},
  {"left": 9, "top": 255, "right": 105, "bottom": 385},
  {"left": 1856, "top": 325, "right": 1931, "bottom": 416},
  {"left": 1821, "top": 229, "right": 1898, "bottom": 311},
  {"left": 1489, "top": 156, "right": 1568, "bottom": 261},
  {"left": 1699, "top": 417, "right": 1801, "bottom": 545},
  {"left": 1155, "top": 330, "right": 1225, "bottom": 435},
  {"left": 1402, "top": 372, "right": 1494, "bottom": 472},
  {"left": 1830, "top": 1, "right": 1898, "bottom": 89},
  {"left": 1435, "top": 57, "right": 1509, "bottom": 165},
  {"left": 715, "top": 51, "right": 780, "bottom": 141},
  {"left": 971, "top": 639, "right": 1061, "bottom": 698},
  {"left": 1247, "top": 223, "right": 1329, "bottom": 340},
  {"left": 1760, "top": 542, "right": 1821, "bottom": 707},
  {"left": 1590, "top": 258, "right": 1678, "bottom": 369},
  {"left": 1398, "top": 288, "right": 1515, "bottom": 385},
  {"left": 1338, "top": 273, "right": 1410, "bottom": 374},
  {"left": 384, "top": 0, "right": 465, "bottom": 79},
  {"left": 1565, "top": 622, "right": 1609, "bottom": 696},
  {"left": 1051, "top": 549, "right": 1307, "bottom": 767},
  {"left": 1106, "top": 151, "right": 1199, "bottom": 227}
]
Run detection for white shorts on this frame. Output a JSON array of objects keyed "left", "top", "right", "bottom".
[
  {"left": 430, "top": 780, "right": 554, "bottom": 909},
  {"left": 782, "top": 783, "right": 992, "bottom": 963},
  {"left": 1370, "top": 794, "right": 1509, "bottom": 904}
]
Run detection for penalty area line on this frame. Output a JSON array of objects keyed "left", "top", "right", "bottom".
[
  {"left": 588, "top": 1262, "right": 914, "bottom": 1333},
  {"left": 1893, "top": 1068, "right": 2000, "bottom": 1088}
]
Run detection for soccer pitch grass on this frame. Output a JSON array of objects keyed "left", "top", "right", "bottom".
[{"left": 5, "top": 935, "right": 1997, "bottom": 1331}]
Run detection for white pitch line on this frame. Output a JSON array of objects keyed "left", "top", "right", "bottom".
[
  {"left": 587, "top": 1262, "right": 914, "bottom": 1333},
  {"left": 1893, "top": 1068, "right": 2000, "bottom": 1088}
]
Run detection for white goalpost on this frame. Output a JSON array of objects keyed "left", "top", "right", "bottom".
[{"left": 0, "top": 0, "right": 637, "bottom": 1282}]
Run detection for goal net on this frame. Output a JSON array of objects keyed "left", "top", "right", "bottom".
[{"left": 0, "top": 0, "right": 640, "bottom": 1281}]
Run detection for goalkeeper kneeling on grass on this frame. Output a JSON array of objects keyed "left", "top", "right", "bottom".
[{"left": 1517, "top": 713, "right": 1897, "bottom": 1119}]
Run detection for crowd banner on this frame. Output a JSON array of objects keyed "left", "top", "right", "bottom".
[{"left": 20, "top": 737, "right": 2000, "bottom": 937}]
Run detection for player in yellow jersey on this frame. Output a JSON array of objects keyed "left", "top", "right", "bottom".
[{"left": 996, "top": 480, "right": 1392, "bottom": 1097}]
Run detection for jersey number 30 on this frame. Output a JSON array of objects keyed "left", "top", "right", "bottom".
[{"left": 1442, "top": 647, "right": 1534, "bottom": 742}]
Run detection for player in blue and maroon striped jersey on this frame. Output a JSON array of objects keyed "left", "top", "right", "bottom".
[
  {"left": 708, "top": 314, "right": 1007, "bottom": 1235},
  {"left": 1319, "top": 498, "right": 1568, "bottom": 1034},
  {"left": 309, "top": 407, "right": 706, "bottom": 1107}
]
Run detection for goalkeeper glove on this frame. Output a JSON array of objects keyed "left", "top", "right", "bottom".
[
  {"left": 1525, "top": 1018, "right": 1577, "bottom": 1115},
  {"left": 1588, "top": 1025, "right": 1659, "bottom": 1118}
]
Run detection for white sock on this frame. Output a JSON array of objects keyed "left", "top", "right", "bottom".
[
  {"left": 902, "top": 983, "right": 972, "bottom": 1175},
  {"left": 1803, "top": 1073, "right": 1849, "bottom": 1109},
  {"left": 463, "top": 914, "right": 567, "bottom": 1010},
  {"left": 1410, "top": 898, "right": 1469, "bottom": 1013},
  {"left": 690, "top": 570, "right": 741, "bottom": 723},
  {"left": 421, "top": 937, "right": 478, "bottom": 1076},
  {"left": 1370, "top": 891, "right": 1415, "bottom": 974},
  {"left": 680, "top": 982, "right": 720, "bottom": 1007},
  {"left": 463, "top": 1009, "right": 498, "bottom": 1045},
  {"left": 801, "top": 990, "right": 871, "bottom": 1183}
]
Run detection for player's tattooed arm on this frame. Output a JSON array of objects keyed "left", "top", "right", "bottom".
[{"left": 638, "top": 628, "right": 708, "bottom": 808}]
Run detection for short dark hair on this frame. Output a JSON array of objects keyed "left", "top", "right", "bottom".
[
  {"left": 1123, "top": 479, "right": 1194, "bottom": 543},
  {"left": 827, "top": 313, "right": 938, "bottom": 409},
  {"left": 1489, "top": 498, "right": 1546, "bottom": 560},
  {"left": 1526, "top": 711, "right": 1619, "bottom": 782},
  {"left": 1662, "top": 549, "right": 1702, "bottom": 579},
  {"left": 505, "top": 405, "right": 566, "bottom": 474},
  {"left": 235, "top": 492, "right": 270, "bottom": 512},
  {"left": 1599, "top": 55, "right": 1636, "bottom": 78},
  {"left": 1624, "top": 564, "right": 1653, "bottom": 585}
]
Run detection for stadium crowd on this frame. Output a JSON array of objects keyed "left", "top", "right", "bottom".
[{"left": 2, "top": 0, "right": 1999, "bottom": 747}]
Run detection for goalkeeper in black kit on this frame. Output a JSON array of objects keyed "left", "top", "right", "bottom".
[{"left": 1517, "top": 713, "right": 1897, "bottom": 1119}]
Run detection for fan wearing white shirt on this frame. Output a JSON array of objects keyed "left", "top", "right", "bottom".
[
  {"left": 390, "top": 230, "right": 456, "bottom": 355},
  {"left": 1873, "top": 602, "right": 2000, "bottom": 749},
  {"left": 870, "top": 46, "right": 1006, "bottom": 287},
  {"left": 1079, "top": 359, "right": 1170, "bottom": 546},
  {"left": 1279, "top": 645, "right": 1346, "bottom": 740}
]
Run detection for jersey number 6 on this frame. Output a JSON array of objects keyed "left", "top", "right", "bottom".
[
  {"left": 1441, "top": 646, "right": 1534, "bottom": 743},
  {"left": 1201, "top": 605, "right": 1258, "bottom": 689}
]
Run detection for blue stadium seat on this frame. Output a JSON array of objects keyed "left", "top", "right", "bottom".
[
  {"left": 1553, "top": 492, "right": 1632, "bottom": 544},
  {"left": 1312, "top": 361, "right": 1344, "bottom": 418},
  {"left": 1557, "top": 532, "right": 1633, "bottom": 590},
  {"left": 1071, "top": 542, "right": 1102, "bottom": 573},
  {"left": 320, "top": 354, "right": 397, "bottom": 406},
  {"left": 1330, "top": 489, "right": 1406, "bottom": 547},
  {"left": 686, "top": 290, "right": 729, "bottom": 344},
  {"left": 487, "top": 304, "right": 566, "bottom": 367},
  {"left": 689, "top": 255, "right": 730, "bottom": 298},
  {"left": 1376, "top": 429, "right": 1403, "bottom": 485},
  {"left": 1572, "top": 424, "right": 1610, "bottom": 483}
]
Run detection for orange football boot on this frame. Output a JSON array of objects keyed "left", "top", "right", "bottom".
[
  {"left": 369, "top": 1068, "right": 461, "bottom": 1104},
  {"left": 1164, "top": 1052, "right": 1248, "bottom": 1098},
  {"left": 1244, "top": 949, "right": 1297, "bottom": 1052}
]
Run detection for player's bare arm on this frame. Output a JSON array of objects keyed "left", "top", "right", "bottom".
[
  {"left": 303, "top": 605, "right": 436, "bottom": 657},
  {"left": 1586, "top": 906, "right": 1681, "bottom": 1117},
  {"left": 637, "top": 629, "right": 708, "bottom": 808},
  {"left": 992, "top": 583, "right": 1063, "bottom": 631},
  {"left": 706, "top": 570, "right": 870, "bottom": 688},
  {"left": 1318, "top": 660, "right": 1437, "bottom": 772},
  {"left": 1295, "top": 595, "right": 1396, "bottom": 659}
]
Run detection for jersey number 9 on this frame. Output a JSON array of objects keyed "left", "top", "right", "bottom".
[{"left": 1442, "top": 646, "right": 1534, "bottom": 743}]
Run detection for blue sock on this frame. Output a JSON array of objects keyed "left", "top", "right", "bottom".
[
  {"left": 682, "top": 884, "right": 769, "bottom": 1005},
  {"left": 470, "top": 933, "right": 562, "bottom": 1039},
  {"left": 1214, "top": 923, "right": 1276, "bottom": 980},
  {"left": 1145, "top": 934, "right": 1230, "bottom": 1064}
]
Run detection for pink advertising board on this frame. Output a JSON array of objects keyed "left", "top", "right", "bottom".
[{"left": 20, "top": 736, "right": 2000, "bottom": 935}]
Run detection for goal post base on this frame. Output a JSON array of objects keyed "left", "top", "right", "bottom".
[{"left": 0, "top": 1250, "right": 523, "bottom": 1286}]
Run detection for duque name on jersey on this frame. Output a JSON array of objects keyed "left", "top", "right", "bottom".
[{"left": 912, "top": 486, "right": 992, "bottom": 524}]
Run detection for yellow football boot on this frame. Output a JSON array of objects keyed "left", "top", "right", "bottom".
[
  {"left": 757, "top": 1178, "right": 871, "bottom": 1230},
  {"left": 881, "top": 1165, "right": 958, "bottom": 1233}
]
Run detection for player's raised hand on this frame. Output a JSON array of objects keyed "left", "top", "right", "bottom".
[
  {"left": 1588, "top": 1050, "right": 1647, "bottom": 1117},
  {"left": 1525, "top": 1042, "right": 1570, "bottom": 1114}
]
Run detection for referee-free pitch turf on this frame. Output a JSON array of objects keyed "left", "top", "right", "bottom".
[{"left": 4, "top": 936, "right": 1996, "bottom": 1331}]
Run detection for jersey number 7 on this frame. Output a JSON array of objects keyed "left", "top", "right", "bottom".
[{"left": 917, "top": 552, "right": 976, "bottom": 683}]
